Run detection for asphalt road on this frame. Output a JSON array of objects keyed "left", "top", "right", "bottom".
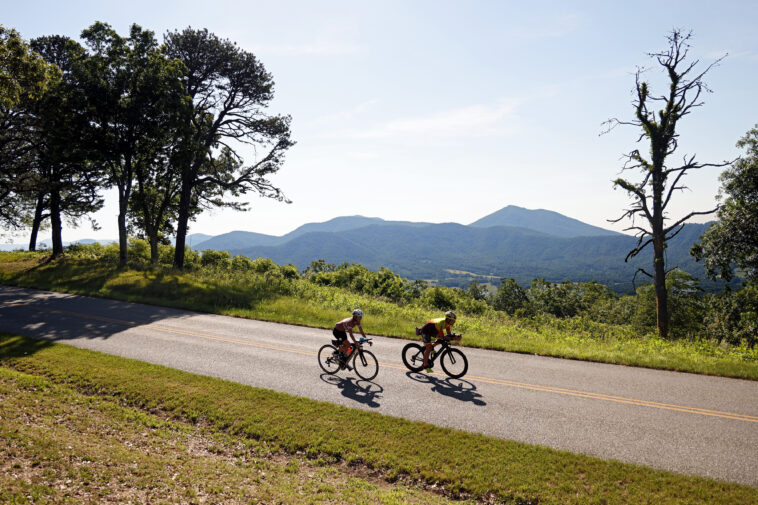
[{"left": 1, "top": 285, "right": 757, "bottom": 486}]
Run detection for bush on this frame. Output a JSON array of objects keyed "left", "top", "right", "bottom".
[
  {"left": 201, "top": 249, "right": 231, "bottom": 269},
  {"left": 419, "top": 286, "right": 460, "bottom": 311},
  {"left": 703, "top": 283, "right": 758, "bottom": 347}
]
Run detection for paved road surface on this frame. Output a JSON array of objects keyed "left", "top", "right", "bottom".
[{"left": 1, "top": 285, "right": 756, "bottom": 486}]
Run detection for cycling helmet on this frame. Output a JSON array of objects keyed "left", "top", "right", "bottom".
[
  {"left": 352, "top": 309, "right": 364, "bottom": 319},
  {"left": 445, "top": 311, "right": 457, "bottom": 321}
]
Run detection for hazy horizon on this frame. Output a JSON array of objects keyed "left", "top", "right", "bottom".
[{"left": 3, "top": 0, "right": 756, "bottom": 244}]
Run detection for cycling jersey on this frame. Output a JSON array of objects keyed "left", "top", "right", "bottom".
[
  {"left": 429, "top": 317, "right": 453, "bottom": 337},
  {"left": 335, "top": 317, "right": 362, "bottom": 333}
]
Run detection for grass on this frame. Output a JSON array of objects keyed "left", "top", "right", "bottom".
[
  {"left": 0, "top": 353, "right": 471, "bottom": 505},
  {"left": 1, "top": 251, "right": 757, "bottom": 380},
  {"left": 2, "top": 333, "right": 757, "bottom": 505}
]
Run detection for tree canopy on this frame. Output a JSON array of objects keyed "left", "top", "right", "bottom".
[{"left": 693, "top": 125, "right": 758, "bottom": 283}]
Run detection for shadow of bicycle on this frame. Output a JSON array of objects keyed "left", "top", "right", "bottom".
[
  {"left": 320, "top": 373, "right": 384, "bottom": 408},
  {"left": 405, "top": 371, "right": 486, "bottom": 406}
]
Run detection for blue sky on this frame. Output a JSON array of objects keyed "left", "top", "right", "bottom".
[{"left": 3, "top": 0, "right": 757, "bottom": 243}]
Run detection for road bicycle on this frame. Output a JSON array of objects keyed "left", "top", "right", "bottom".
[
  {"left": 318, "top": 337, "right": 379, "bottom": 381},
  {"left": 401, "top": 333, "right": 468, "bottom": 379}
]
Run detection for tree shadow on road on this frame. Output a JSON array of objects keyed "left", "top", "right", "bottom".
[
  {"left": 320, "top": 373, "right": 383, "bottom": 408},
  {"left": 0, "top": 285, "right": 198, "bottom": 357},
  {"left": 406, "top": 371, "right": 486, "bottom": 406}
]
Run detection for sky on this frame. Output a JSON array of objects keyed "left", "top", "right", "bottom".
[{"left": 3, "top": 0, "right": 758, "bottom": 244}]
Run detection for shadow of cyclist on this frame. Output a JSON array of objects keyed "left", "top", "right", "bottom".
[
  {"left": 405, "top": 371, "right": 486, "bottom": 406},
  {"left": 320, "top": 374, "right": 383, "bottom": 408}
]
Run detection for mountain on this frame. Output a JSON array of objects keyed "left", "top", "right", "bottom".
[
  {"left": 228, "top": 222, "right": 715, "bottom": 293},
  {"left": 171, "top": 233, "right": 214, "bottom": 247},
  {"left": 195, "top": 207, "right": 619, "bottom": 252},
  {"left": 193, "top": 215, "right": 432, "bottom": 251},
  {"left": 192, "top": 231, "right": 280, "bottom": 250},
  {"left": 470, "top": 205, "right": 620, "bottom": 237}
]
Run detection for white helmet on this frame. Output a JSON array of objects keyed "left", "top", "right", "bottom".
[{"left": 352, "top": 309, "right": 364, "bottom": 319}]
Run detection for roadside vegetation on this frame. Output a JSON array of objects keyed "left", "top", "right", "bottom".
[
  {"left": 2, "top": 334, "right": 757, "bottom": 505},
  {"left": 1, "top": 242, "right": 756, "bottom": 380}
]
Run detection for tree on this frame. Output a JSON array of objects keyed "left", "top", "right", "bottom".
[
  {"left": 0, "top": 26, "right": 58, "bottom": 232},
  {"left": 80, "top": 22, "right": 186, "bottom": 266},
  {"left": 466, "top": 279, "right": 488, "bottom": 301},
  {"left": 0, "top": 26, "right": 57, "bottom": 108},
  {"left": 492, "top": 278, "right": 528, "bottom": 315},
  {"left": 164, "top": 28, "right": 294, "bottom": 269},
  {"left": 692, "top": 125, "right": 758, "bottom": 283},
  {"left": 25, "top": 35, "right": 104, "bottom": 256},
  {"left": 604, "top": 30, "right": 729, "bottom": 339}
]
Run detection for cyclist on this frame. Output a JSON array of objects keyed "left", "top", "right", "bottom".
[
  {"left": 416, "top": 311, "right": 458, "bottom": 372},
  {"left": 333, "top": 309, "right": 367, "bottom": 370}
]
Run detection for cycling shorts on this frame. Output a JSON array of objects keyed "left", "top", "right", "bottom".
[{"left": 419, "top": 322, "right": 438, "bottom": 344}]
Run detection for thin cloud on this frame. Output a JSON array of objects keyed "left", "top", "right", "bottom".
[
  {"left": 311, "top": 99, "right": 380, "bottom": 126},
  {"left": 348, "top": 100, "right": 522, "bottom": 140},
  {"left": 253, "top": 42, "right": 365, "bottom": 55}
]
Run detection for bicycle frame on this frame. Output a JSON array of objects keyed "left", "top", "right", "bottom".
[
  {"left": 426, "top": 338, "right": 454, "bottom": 367},
  {"left": 349, "top": 338, "right": 372, "bottom": 365}
]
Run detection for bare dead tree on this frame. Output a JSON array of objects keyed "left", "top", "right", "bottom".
[{"left": 602, "top": 30, "right": 730, "bottom": 339}]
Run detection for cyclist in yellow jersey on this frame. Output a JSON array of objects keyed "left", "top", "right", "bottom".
[{"left": 415, "top": 311, "right": 457, "bottom": 372}]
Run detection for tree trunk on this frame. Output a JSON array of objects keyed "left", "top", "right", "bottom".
[
  {"left": 116, "top": 178, "right": 129, "bottom": 267},
  {"left": 653, "top": 230, "right": 669, "bottom": 339},
  {"left": 49, "top": 188, "right": 63, "bottom": 259},
  {"left": 28, "top": 193, "right": 45, "bottom": 251},
  {"left": 172, "top": 176, "right": 193, "bottom": 269},
  {"left": 148, "top": 229, "right": 159, "bottom": 264}
]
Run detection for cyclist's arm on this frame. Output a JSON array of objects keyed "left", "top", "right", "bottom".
[{"left": 348, "top": 327, "right": 359, "bottom": 345}]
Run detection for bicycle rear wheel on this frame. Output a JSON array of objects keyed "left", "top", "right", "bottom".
[
  {"left": 318, "top": 345, "right": 341, "bottom": 375},
  {"left": 352, "top": 349, "right": 379, "bottom": 381},
  {"left": 401, "top": 343, "right": 426, "bottom": 372},
  {"left": 440, "top": 348, "right": 468, "bottom": 378}
]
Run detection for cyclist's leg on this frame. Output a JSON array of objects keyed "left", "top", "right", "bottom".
[
  {"left": 420, "top": 326, "right": 435, "bottom": 368},
  {"left": 333, "top": 329, "right": 350, "bottom": 356}
]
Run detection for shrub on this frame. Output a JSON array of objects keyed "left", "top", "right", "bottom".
[{"left": 201, "top": 249, "right": 231, "bottom": 268}]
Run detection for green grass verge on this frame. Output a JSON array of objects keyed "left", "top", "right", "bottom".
[
  {"left": 0, "top": 362, "right": 471, "bottom": 505},
  {"left": 1, "top": 333, "right": 756, "bottom": 505},
  {"left": 1, "top": 253, "right": 757, "bottom": 380}
]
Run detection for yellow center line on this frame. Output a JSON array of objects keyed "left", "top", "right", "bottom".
[{"left": 4, "top": 302, "right": 758, "bottom": 423}]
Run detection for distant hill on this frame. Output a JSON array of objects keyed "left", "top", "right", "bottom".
[
  {"left": 194, "top": 207, "right": 617, "bottom": 252},
  {"left": 470, "top": 205, "right": 620, "bottom": 237},
  {"left": 172, "top": 233, "right": 214, "bottom": 247},
  {"left": 228, "top": 222, "right": 717, "bottom": 293},
  {"left": 193, "top": 215, "right": 432, "bottom": 251},
  {"left": 179, "top": 207, "right": 720, "bottom": 292}
]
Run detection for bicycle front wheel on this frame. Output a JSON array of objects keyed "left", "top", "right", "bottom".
[
  {"left": 440, "top": 348, "right": 468, "bottom": 378},
  {"left": 353, "top": 349, "right": 379, "bottom": 381},
  {"left": 318, "top": 345, "right": 341, "bottom": 375},
  {"left": 401, "top": 343, "right": 426, "bottom": 372}
]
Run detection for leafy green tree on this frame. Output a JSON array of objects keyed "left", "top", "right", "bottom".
[
  {"left": 604, "top": 30, "right": 729, "bottom": 339},
  {"left": 492, "top": 278, "right": 528, "bottom": 315},
  {"left": 0, "top": 27, "right": 59, "bottom": 232},
  {"left": 79, "top": 22, "right": 186, "bottom": 266},
  {"left": 466, "top": 279, "right": 488, "bottom": 301},
  {"left": 702, "top": 284, "right": 757, "bottom": 347},
  {"left": 25, "top": 35, "right": 104, "bottom": 257},
  {"left": 164, "top": 28, "right": 294, "bottom": 269},
  {"left": 692, "top": 125, "right": 758, "bottom": 283},
  {"left": 0, "top": 26, "right": 57, "bottom": 108}
]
